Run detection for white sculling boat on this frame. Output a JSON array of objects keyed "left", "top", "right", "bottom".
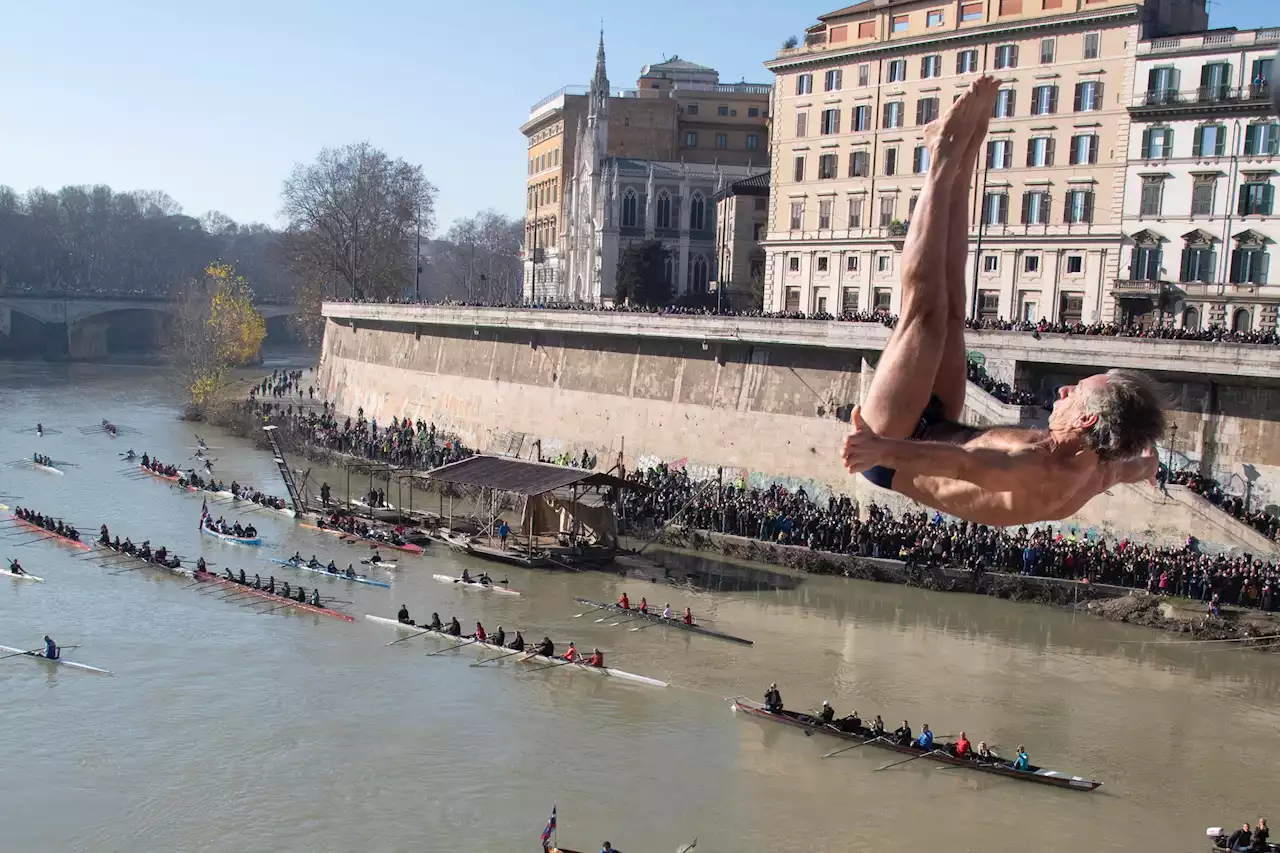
[
  {"left": 361, "top": 558, "right": 398, "bottom": 570},
  {"left": 365, "top": 615, "right": 667, "bottom": 688},
  {"left": 270, "top": 558, "right": 390, "bottom": 588},
  {"left": 4, "top": 569, "right": 45, "bottom": 583},
  {"left": 33, "top": 462, "right": 64, "bottom": 476},
  {"left": 0, "top": 643, "right": 111, "bottom": 675},
  {"left": 431, "top": 573, "right": 521, "bottom": 596}
]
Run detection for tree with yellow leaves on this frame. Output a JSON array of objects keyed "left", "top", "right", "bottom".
[{"left": 170, "top": 261, "right": 266, "bottom": 412}]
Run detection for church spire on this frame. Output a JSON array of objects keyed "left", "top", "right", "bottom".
[{"left": 588, "top": 28, "right": 610, "bottom": 119}]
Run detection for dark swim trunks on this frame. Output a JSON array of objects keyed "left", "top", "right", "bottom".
[{"left": 862, "top": 395, "right": 974, "bottom": 489}]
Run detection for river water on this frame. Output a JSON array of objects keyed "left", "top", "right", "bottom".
[{"left": 1, "top": 360, "right": 1277, "bottom": 853}]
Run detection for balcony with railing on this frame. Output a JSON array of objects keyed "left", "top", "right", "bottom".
[
  {"left": 1129, "top": 83, "right": 1273, "bottom": 111},
  {"left": 1112, "top": 279, "right": 1167, "bottom": 294},
  {"left": 671, "top": 82, "right": 773, "bottom": 95},
  {"left": 1141, "top": 28, "right": 1280, "bottom": 55}
]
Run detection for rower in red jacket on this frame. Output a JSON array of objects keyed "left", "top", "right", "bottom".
[
  {"left": 638, "top": 597, "right": 648, "bottom": 614},
  {"left": 586, "top": 648, "right": 604, "bottom": 667},
  {"left": 955, "top": 731, "right": 972, "bottom": 758},
  {"left": 683, "top": 607, "right": 694, "bottom": 626},
  {"left": 470, "top": 622, "right": 487, "bottom": 642},
  {"left": 561, "top": 642, "right": 579, "bottom": 662},
  {"left": 616, "top": 592, "right": 629, "bottom": 610}
]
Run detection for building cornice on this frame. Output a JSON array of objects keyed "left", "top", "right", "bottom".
[{"left": 764, "top": 6, "right": 1140, "bottom": 74}]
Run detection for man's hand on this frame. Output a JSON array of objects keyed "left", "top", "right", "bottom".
[{"left": 841, "top": 405, "right": 884, "bottom": 474}]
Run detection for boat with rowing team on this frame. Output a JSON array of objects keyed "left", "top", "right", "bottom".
[
  {"left": 199, "top": 507, "right": 261, "bottom": 546},
  {"left": 272, "top": 553, "right": 391, "bottom": 588},
  {"left": 30, "top": 453, "right": 64, "bottom": 475},
  {"left": 432, "top": 567, "right": 521, "bottom": 595},
  {"left": 302, "top": 511, "right": 426, "bottom": 554},
  {"left": 96, "top": 525, "right": 184, "bottom": 571},
  {"left": 2, "top": 504, "right": 88, "bottom": 550},
  {"left": 576, "top": 593, "right": 752, "bottom": 646},
  {"left": 137, "top": 453, "right": 181, "bottom": 481},
  {"left": 5, "top": 559, "right": 44, "bottom": 583},
  {"left": 731, "top": 686, "right": 1101, "bottom": 792},
  {"left": 367, "top": 608, "right": 668, "bottom": 688},
  {"left": 193, "top": 566, "right": 355, "bottom": 621},
  {"left": 0, "top": 636, "right": 111, "bottom": 675}
]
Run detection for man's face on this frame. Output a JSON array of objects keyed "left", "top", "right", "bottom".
[{"left": 1049, "top": 373, "right": 1108, "bottom": 431}]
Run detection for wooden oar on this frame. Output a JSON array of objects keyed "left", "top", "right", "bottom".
[
  {"left": 425, "top": 638, "right": 476, "bottom": 656},
  {"left": 875, "top": 750, "right": 941, "bottom": 771},
  {"left": 470, "top": 648, "right": 526, "bottom": 667},
  {"left": 820, "top": 737, "right": 883, "bottom": 759}
]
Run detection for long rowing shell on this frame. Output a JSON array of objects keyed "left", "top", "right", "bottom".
[
  {"left": 199, "top": 525, "right": 262, "bottom": 546},
  {"left": 270, "top": 558, "right": 390, "bottom": 588},
  {"left": 194, "top": 570, "right": 354, "bottom": 621},
  {"left": 0, "top": 504, "right": 90, "bottom": 551},
  {"left": 431, "top": 573, "right": 521, "bottom": 596},
  {"left": 139, "top": 464, "right": 179, "bottom": 482},
  {"left": 572, "top": 597, "right": 753, "bottom": 646},
  {"left": 33, "top": 463, "right": 64, "bottom": 476},
  {"left": 0, "top": 643, "right": 111, "bottom": 675}
]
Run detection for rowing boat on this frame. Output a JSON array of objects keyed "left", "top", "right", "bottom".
[
  {"left": 194, "top": 569, "right": 355, "bottom": 621},
  {"left": 573, "top": 597, "right": 753, "bottom": 646},
  {"left": 0, "top": 504, "right": 91, "bottom": 551},
  {"left": 4, "top": 569, "right": 44, "bottom": 583},
  {"left": 729, "top": 698, "right": 1102, "bottom": 791},
  {"left": 210, "top": 489, "right": 296, "bottom": 518},
  {"left": 432, "top": 574, "right": 521, "bottom": 596},
  {"left": 33, "top": 462, "right": 64, "bottom": 476},
  {"left": 299, "top": 522, "right": 425, "bottom": 555},
  {"left": 365, "top": 615, "right": 668, "bottom": 688},
  {"left": 361, "top": 558, "right": 397, "bottom": 570},
  {"left": 0, "top": 643, "right": 111, "bottom": 675},
  {"left": 139, "top": 464, "right": 179, "bottom": 482},
  {"left": 93, "top": 542, "right": 188, "bottom": 579},
  {"left": 270, "top": 558, "right": 390, "bottom": 588},
  {"left": 199, "top": 524, "right": 262, "bottom": 546}
]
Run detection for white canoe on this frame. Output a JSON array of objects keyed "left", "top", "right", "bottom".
[
  {"left": 365, "top": 615, "right": 667, "bottom": 688},
  {"left": 4, "top": 570, "right": 45, "bottom": 583},
  {"left": 431, "top": 573, "right": 521, "bottom": 596},
  {"left": 0, "top": 643, "right": 111, "bottom": 675}
]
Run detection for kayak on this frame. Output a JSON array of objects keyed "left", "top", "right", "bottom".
[
  {"left": 269, "top": 558, "right": 390, "bottom": 589},
  {"left": 3, "top": 570, "right": 45, "bottom": 583}
]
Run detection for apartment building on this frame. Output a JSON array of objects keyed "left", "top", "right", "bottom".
[
  {"left": 521, "top": 36, "right": 770, "bottom": 301},
  {"left": 713, "top": 173, "right": 771, "bottom": 308},
  {"left": 761, "top": 0, "right": 1207, "bottom": 323},
  {"left": 1118, "top": 28, "right": 1278, "bottom": 331}
]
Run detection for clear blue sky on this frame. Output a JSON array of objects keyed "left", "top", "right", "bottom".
[{"left": 0, "top": 0, "right": 1269, "bottom": 232}]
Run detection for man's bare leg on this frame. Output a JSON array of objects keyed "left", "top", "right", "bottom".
[
  {"left": 859, "top": 78, "right": 995, "bottom": 440},
  {"left": 932, "top": 82, "right": 1000, "bottom": 421}
]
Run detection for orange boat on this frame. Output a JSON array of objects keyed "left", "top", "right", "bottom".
[{"left": 0, "top": 505, "right": 90, "bottom": 551}]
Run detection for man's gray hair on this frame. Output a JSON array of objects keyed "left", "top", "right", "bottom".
[{"left": 1081, "top": 369, "right": 1167, "bottom": 460}]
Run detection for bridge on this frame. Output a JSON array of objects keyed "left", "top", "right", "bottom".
[{"left": 0, "top": 291, "right": 299, "bottom": 359}]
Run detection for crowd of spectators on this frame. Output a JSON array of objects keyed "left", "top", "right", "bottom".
[
  {"left": 621, "top": 464, "right": 1279, "bottom": 613},
  {"left": 1166, "top": 468, "right": 1280, "bottom": 542},
  {"left": 329, "top": 295, "right": 1280, "bottom": 347},
  {"left": 966, "top": 361, "right": 1044, "bottom": 408}
]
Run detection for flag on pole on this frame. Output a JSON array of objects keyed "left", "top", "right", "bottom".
[
  {"left": 540, "top": 804, "right": 556, "bottom": 846},
  {"left": 199, "top": 498, "right": 208, "bottom": 530}
]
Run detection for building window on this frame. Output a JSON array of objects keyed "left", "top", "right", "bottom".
[
  {"left": 1074, "top": 81, "right": 1104, "bottom": 112},
  {"left": 685, "top": 131, "right": 698, "bottom": 147},
  {"left": 961, "top": 2, "right": 982, "bottom": 21},
  {"left": 789, "top": 202, "right": 804, "bottom": 230},
  {"left": 817, "top": 255, "right": 830, "bottom": 273},
  {"left": 987, "top": 139, "right": 1013, "bottom": 169},
  {"left": 1140, "top": 178, "right": 1164, "bottom": 217},
  {"left": 1131, "top": 244, "right": 1162, "bottom": 281},
  {"left": 858, "top": 63, "right": 870, "bottom": 86},
  {"left": 994, "top": 45, "right": 1018, "bottom": 69},
  {"left": 1145, "top": 67, "right": 1180, "bottom": 104},
  {"left": 982, "top": 192, "right": 1009, "bottom": 225},
  {"left": 853, "top": 105, "right": 871, "bottom": 132},
  {"left": 1194, "top": 124, "right": 1226, "bottom": 158},
  {"left": 888, "top": 59, "right": 907, "bottom": 83},
  {"left": 1230, "top": 241, "right": 1269, "bottom": 283},
  {"left": 846, "top": 255, "right": 859, "bottom": 272},
  {"left": 1066, "top": 255, "right": 1084, "bottom": 274},
  {"left": 717, "top": 104, "right": 729, "bottom": 117},
  {"left": 983, "top": 255, "right": 1000, "bottom": 273},
  {"left": 857, "top": 20, "right": 875, "bottom": 38},
  {"left": 1069, "top": 133, "right": 1099, "bottom": 165},
  {"left": 876, "top": 256, "right": 892, "bottom": 277},
  {"left": 1065, "top": 189, "right": 1094, "bottom": 223},
  {"left": 794, "top": 155, "right": 805, "bottom": 182},
  {"left": 874, "top": 285, "right": 892, "bottom": 310},
  {"left": 1040, "top": 38, "right": 1056, "bottom": 64},
  {"left": 848, "top": 196, "right": 863, "bottom": 227},
  {"left": 1233, "top": 308, "right": 1253, "bottom": 333},
  {"left": 1060, "top": 293, "right": 1084, "bottom": 323},
  {"left": 690, "top": 254, "right": 709, "bottom": 292},
  {"left": 796, "top": 112, "right": 808, "bottom": 138},
  {"left": 879, "top": 196, "right": 896, "bottom": 227},
  {"left": 788, "top": 256, "right": 801, "bottom": 272},
  {"left": 927, "top": 9, "right": 944, "bottom": 26},
  {"left": 921, "top": 55, "right": 942, "bottom": 78},
  {"left": 748, "top": 106, "right": 759, "bottom": 118},
  {"left": 1200, "top": 62, "right": 1231, "bottom": 102},
  {"left": 622, "top": 189, "right": 638, "bottom": 228},
  {"left": 842, "top": 286, "right": 859, "bottom": 312},
  {"left": 882, "top": 101, "right": 903, "bottom": 129},
  {"left": 909, "top": 194, "right": 919, "bottom": 218},
  {"left": 1023, "top": 191, "right": 1051, "bottom": 225},
  {"left": 1182, "top": 307, "right": 1200, "bottom": 329},
  {"left": 825, "top": 69, "right": 842, "bottom": 91},
  {"left": 1024, "top": 254, "right": 1041, "bottom": 274},
  {"left": 849, "top": 150, "right": 870, "bottom": 177},
  {"left": 999, "top": 0, "right": 1022, "bottom": 14},
  {"left": 656, "top": 191, "right": 672, "bottom": 229},
  {"left": 1239, "top": 182, "right": 1275, "bottom": 216},
  {"left": 1180, "top": 237, "right": 1217, "bottom": 283},
  {"left": 1191, "top": 177, "right": 1216, "bottom": 216},
  {"left": 957, "top": 49, "right": 978, "bottom": 74},
  {"left": 1031, "top": 85, "right": 1058, "bottom": 115},
  {"left": 819, "top": 153, "right": 838, "bottom": 180},
  {"left": 892, "top": 14, "right": 909, "bottom": 32},
  {"left": 913, "top": 145, "right": 930, "bottom": 174},
  {"left": 1083, "top": 32, "right": 1100, "bottom": 60},
  {"left": 687, "top": 104, "right": 699, "bottom": 116},
  {"left": 690, "top": 193, "right": 706, "bottom": 231},
  {"left": 797, "top": 74, "right": 813, "bottom": 95},
  {"left": 821, "top": 108, "right": 841, "bottom": 135},
  {"left": 916, "top": 97, "right": 939, "bottom": 125},
  {"left": 815, "top": 199, "right": 832, "bottom": 230},
  {"left": 992, "top": 88, "right": 1016, "bottom": 118},
  {"left": 1027, "top": 136, "right": 1055, "bottom": 167},
  {"left": 715, "top": 132, "right": 728, "bottom": 149},
  {"left": 883, "top": 147, "right": 898, "bottom": 176},
  {"left": 1244, "top": 123, "right": 1280, "bottom": 156},
  {"left": 747, "top": 134, "right": 759, "bottom": 150},
  {"left": 978, "top": 290, "right": 1001, "bottom": 320},
  {"left": 1141, "top": 127, "right": 1174, "bottom": 159},
  {"left": 784, "top": 287, "right": 801, "bottom": 312}
]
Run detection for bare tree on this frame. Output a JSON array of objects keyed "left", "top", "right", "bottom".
[
  {"left": 433, "top": 210, "right": 523, "bottom": 303},
  {"left": 279, "top": 142, "right": 437, "bottom": 318}
]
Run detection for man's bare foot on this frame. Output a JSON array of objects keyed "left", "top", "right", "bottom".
[
  {"left": 923, "top": 78, "right": 997, "bottom": 178},
  {"left": 957, "top": 79, "right": 1000, "bottom": 180}
]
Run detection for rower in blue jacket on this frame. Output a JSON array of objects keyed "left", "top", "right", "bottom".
[
  {"left": 917, "top": 724, "right": 934, "bottom": 750},
  {"left": 43, "top": 635, "right": 59, "bottom": 660},
  {"left": 1013, "top": 745, "right": 1030, "bottom": 770}
]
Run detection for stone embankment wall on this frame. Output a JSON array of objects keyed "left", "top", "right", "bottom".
[{"left": 317, "top": 310, "right": 1280, "bottom": 552}]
